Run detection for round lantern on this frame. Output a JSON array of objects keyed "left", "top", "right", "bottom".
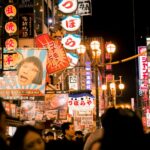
[
  {"left": 5, "top": 38, "right": 17, "bottom": 51},
  {"left": 5, "top": 21, "right": 17, "bottom": 34},
  {"left": 5, "top": 5, "right": 17, "bottom": 17}
]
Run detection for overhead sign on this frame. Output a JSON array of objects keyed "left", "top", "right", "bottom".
[
  {"left": 35, "top": 33, "right": 69, "bottom": 74},
  {"left": 61, "top": 34, "right": 81, "bottom": 50},
  {"left": 61, "top": 15, "right": 81, "bottom": 32},
  {"left": 58, "top": 0, "right": 78, "bottom": 14}
]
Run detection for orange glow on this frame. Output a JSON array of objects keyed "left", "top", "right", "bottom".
[
  {"left": 5, "top": 21, "right": 17, "bottom": 34},
  {"left": 5, "top": 5, "right": 17, "bottom": 17}
]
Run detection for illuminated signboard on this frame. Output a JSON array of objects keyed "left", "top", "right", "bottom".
[
  {"left": 138, "top": 46, "right": 148, "bottom": 91},
  {"left": 61, "top": 34, "right": 81, "bottom": 50},
  {"left": 76, "top": 0, "right": 92, "bottom": 16},
  {"left": 35, "top": 34, "right": 69, "bottom": 74},
  {"left": 85, "top": 62, "right": 92, "bottom": 90},
  {"left": 68, "top": 96, "right": 94, "bottom": 110},
  {"left": 61, "top": 15, "right": 81, "bottom": 31},
  {"left": 0, "top": 48, "right": 47, "bottom": 100},
  {"left": 58, "top": 0, "right": 78, "bottom": 14}
]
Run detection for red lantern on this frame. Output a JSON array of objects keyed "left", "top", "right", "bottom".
[
  {"left": 5, "top": 21, "right": 17, "bottom": 34},
  {"left": 5, "top": 38, "right": 17, "bottom": 51},
  {"left": 5, "top": 5, "right": 17, "bottom": 17}
]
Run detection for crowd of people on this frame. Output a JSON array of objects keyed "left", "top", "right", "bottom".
[{"left": 1, "top": 96, "right": 150, "bottom": 150}]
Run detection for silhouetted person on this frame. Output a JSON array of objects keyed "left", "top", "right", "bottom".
[
  {"left": 100, "top": 107, "right": 146, "bottom": 150},
  {"left": 75, "top": 130, "right": 84, "bottom": 150},
  {"left": 55, "top": 122, "right": 78, "bottom": 150},
  {"left": 0, "top": 97, "right": 10, "bottom": 150}
]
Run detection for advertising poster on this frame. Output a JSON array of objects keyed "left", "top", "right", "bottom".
[
  {"left": 45, "top": 94, "right": 68, "bottom": 120},
  {"left": 0, "top": 48, "right": 47, "bottom": 100}
]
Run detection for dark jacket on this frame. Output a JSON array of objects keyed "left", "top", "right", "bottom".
[{"left": 53, "top": 137, "right": 79, "bottom": 150}]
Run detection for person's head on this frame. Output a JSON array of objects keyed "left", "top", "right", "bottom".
[
  {"left": 61, "top": 122, "right": 75, "bottom": 139},
  {"left": 83, "top": 128, "right": 104, "bottom": 150},
  {"left": 10, "top": 125, "right": 45, "bottom": 150},
  {"left": 101, "top": 107, "right": 145, "bottom": 150},
  {"left": 44, "top": 131, "right": 54, "bottom": 143},
  {"left": 75, "top": 130, "right": 84, "bottom": 139},
  {"left": 17, "top": 56, "right": 43, "bottom": 86},
  {"left": 0, "top": 97, "right": 7, "bottom": 137}
]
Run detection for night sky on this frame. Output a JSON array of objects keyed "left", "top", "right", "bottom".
[{"left": 83, "top": 0, "right": 150, "bottom": 104}]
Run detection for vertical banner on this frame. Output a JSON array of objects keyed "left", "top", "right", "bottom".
[
  {"left": 19, "top": 0, "right": 34, "bottom": 38},
  {"left": 138, "top": 46, "right": 148, "bottom": 125},
  {"left": 0, "top": 48, "right": 47, "bottom": 100}
]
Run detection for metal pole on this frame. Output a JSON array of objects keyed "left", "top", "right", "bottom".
[{"left": 95, "top": 63, "right": 100, "bottom": 128}]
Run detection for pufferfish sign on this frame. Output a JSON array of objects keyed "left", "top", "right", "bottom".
[{"left": 35, "top": 33, "right": 69, "bottom": 74}]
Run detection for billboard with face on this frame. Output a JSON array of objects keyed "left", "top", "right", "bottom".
[{"left": 0, "top": 48, "right": 47, "bottom": 100}]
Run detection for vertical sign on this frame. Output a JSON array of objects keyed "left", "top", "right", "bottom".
[
  {"left": 69, "top": 75, "right": 78, "bottom": 90},
  {"left": 19, "top": 0, "right": 34, "bottom": 38},
  {"left": 76, "top": 0, "right": 92, "bottom": 16},
  {"left": 138, "top": 46, "right": 148, "bottom": 125}
]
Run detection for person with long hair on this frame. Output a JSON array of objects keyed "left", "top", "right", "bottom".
[{"left": 10, "top": 125, "right": 45, "bottom": 150}]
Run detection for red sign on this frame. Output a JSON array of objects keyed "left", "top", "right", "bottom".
[
  {"left": 5, "top": 5, "right": 17, "bottom": 17},
  {"left": 5, "top": 38, "right": 17, "bottom": 51},
  {"left": 35, "top": 34, "right": 69, "bottom": 74},
  {"left": 5, "top": 21, "right": 17, "bottom": 34}
]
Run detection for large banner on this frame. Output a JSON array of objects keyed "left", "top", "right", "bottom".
[{"left": 0, "top": 48, "right": 47, "bottom": 100}]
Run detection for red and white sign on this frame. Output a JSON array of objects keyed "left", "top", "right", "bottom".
[
  {"left": 68, "top": 96, "right": 94, "bottom": 110},
  {"left": 61, "top": 15, "right": 81, "bottom": 32},
  {"left": 61, "top": 34, "right": 81, "bottom": 50},
  {"left": 35, "top": 34, "right": 69, "bottom": 74},
  {"left": 138, "top": 46, "right": 148, "bottom": 91},
  {"left": 58, "top": 0, "right": 78, "bottom": 14}
]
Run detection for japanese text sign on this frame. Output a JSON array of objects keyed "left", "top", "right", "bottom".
[{"left": 58, "top": 0, "right": 78, "bottom": 14}]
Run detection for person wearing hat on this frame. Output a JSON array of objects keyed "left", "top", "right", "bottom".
[{"left": 0, "top": 97, "right": 9, "bottom": 150}]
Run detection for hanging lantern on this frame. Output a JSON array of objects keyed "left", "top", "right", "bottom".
[
  {"left": 5, "top": 21, "right": 17, "bottom": 34},
  {"left": 5, "top": 38, "right": 17, "bottom": 51},
  {"left": 5, "top": 5, "right": 17, "bottom": 18}
]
